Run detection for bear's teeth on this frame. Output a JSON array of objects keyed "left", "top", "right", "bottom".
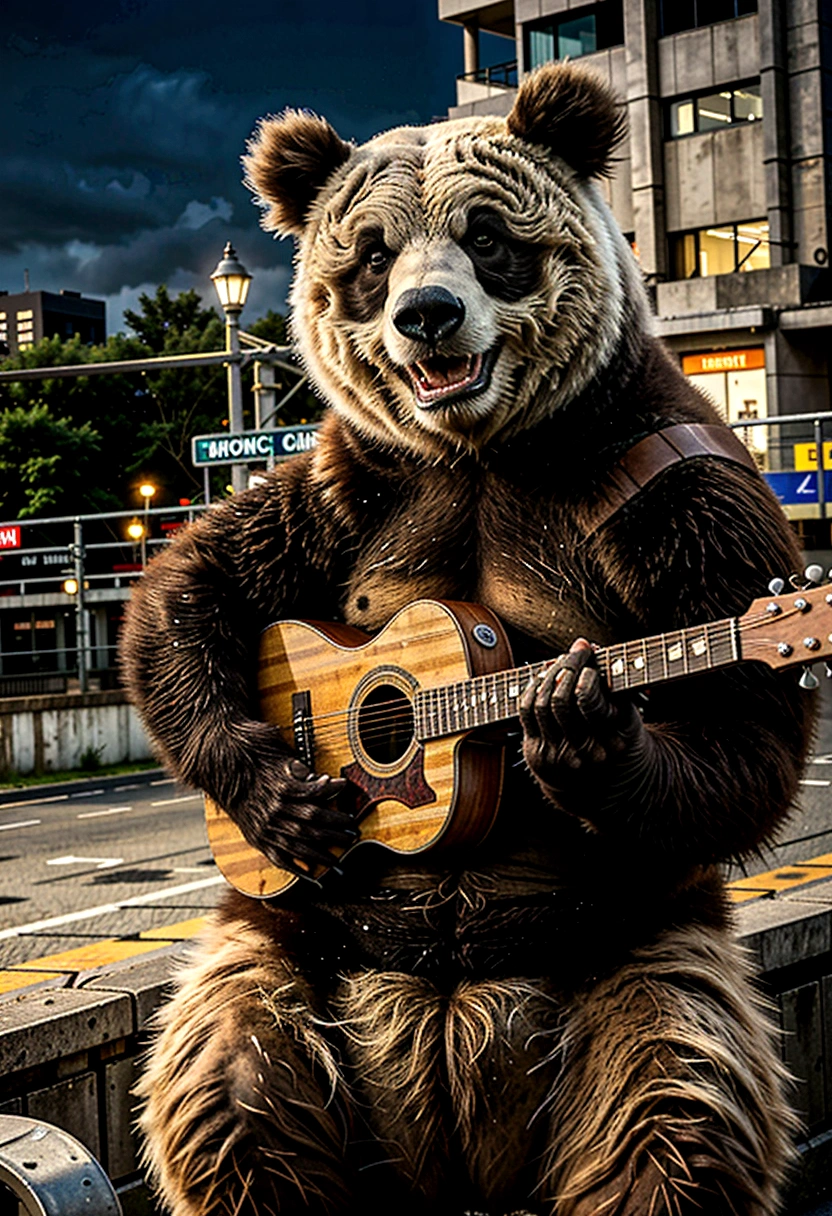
[{"left": 412, "top": 353, "right": 482, "bottom": 395}]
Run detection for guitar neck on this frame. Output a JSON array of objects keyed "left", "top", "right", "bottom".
[{"left": 413, "top": 617, "right": 739, "bottom": 742}]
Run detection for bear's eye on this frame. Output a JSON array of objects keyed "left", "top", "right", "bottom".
[
  {"left": 471, "top": 232, "right": 496, "bottom": 252},
  {"left": 362, "top": 245, "right": 391, "bottom": 275}
]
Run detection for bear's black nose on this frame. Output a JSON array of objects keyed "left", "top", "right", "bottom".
[{"left": 392, "top": 287, "right": 465, "bottom": 346}]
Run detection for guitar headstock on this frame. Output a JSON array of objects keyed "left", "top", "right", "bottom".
[{"left": 741, "top": 567, "right": 832, "bottom": 681}]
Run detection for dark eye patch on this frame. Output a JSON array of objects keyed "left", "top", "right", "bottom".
[
  {"left": 337, "top": 231, "right": 394, "bottom": 323},
  {"left": 460, "top": 209, "right": 543, "bottom": 303}
]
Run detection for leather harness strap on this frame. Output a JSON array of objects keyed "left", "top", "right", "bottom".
[{"left": 586, "top": 423, "right": 758, "bottom": 536}]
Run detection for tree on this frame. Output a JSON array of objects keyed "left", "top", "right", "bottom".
[
  {"left": 123, "top": 286, "right": 219, "bottom": 353},
  {"left": 0, "top": 403, "right": 111, "bottom": 518}
]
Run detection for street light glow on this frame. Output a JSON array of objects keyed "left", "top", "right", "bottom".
[
  {"left": 63, "top": 578, "right": 79, "bottom": 595},
  {"left": 139, "top": 483, "right": 156, "bottom": 500},
  {"left": 211, "top": 242, "right": 252, "bottom": 314},
  {"left": 127, "top": 520, "right": 145, "bottom": 541}
]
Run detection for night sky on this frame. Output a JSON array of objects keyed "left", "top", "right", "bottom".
[{"left": 1, "top": 1, "right": 507, "bottom": 332}]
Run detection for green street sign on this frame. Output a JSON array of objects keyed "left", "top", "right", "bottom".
[{"left": 191, "top": 425, "right": 319, "bottom": 467}]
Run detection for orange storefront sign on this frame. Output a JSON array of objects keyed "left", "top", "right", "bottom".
[{"left": 682, "top": 348, "right": 765, "bottom": 375}]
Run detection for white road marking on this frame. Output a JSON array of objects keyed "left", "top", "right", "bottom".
[
  {"left": 76, "top": 806, "right": 131, "bottom": 819},
  {"left": 71, "top": 789, "right": 104, "bottom": 798},
  {"left": 151, "top": 778, "right": 175, "bottom": 786},
  {"left": 811, "top": 756, "right": 832, "bottom": 764},
  {"left": 800, "top": 779, "right": 831, "bottom": 787},
  {"left": 0, "top": 876, "right": 225, "bottom": 941},
  {"left": 0, "top": 819, "right": 41, "bottom": 832},
  {"left": 0, "top": 794, "right": 68, "bottom": 810},
  {"left": 114, "top": 783, "right": 143, "bottom": 792},
  {"left": 152, "top": 795, "right": 202, "bottom": 807},
  {"left": 46, "top": 855, "right": 123, "bottom": 870}
]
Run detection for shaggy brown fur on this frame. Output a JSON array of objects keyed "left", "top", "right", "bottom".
[{"left": 124, "top": 63, "right": 813, "bottom": 1215}]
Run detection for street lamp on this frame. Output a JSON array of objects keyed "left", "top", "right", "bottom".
[
  {"left": 211, "top": 242, "right": 252, "bottom": 494},
  {"left": 138, "top": 482, "right": 155, "bottom": 566},
  {"left": 127, "top": 517, "right": 147, "bottom": 568}
]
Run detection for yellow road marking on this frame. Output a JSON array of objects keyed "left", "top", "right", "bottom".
[
  {"left": 0, "top": 970, "right": 66, "bottom": 994},
  {"left": 140, "top": 916, "right": 208, "bottom": 941},
  {"left": 13, "top": 940, "right": 166, "bottom": 972},
  {"left": 728, "top": 856, "right": 832, "bottom": 903}
]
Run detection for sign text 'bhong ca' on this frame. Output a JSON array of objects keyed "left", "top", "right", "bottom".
[{"left": 191, "top": 426, "right": 319, "bottom": 468}]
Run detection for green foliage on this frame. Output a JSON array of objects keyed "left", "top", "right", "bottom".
[
  {"left": 123, "top": 285, "right": 219, "bottom": 352},
  {"left": 0, "top": 403, "right": 113, "bottom": 518},
  {"left": 0, "top": 286, "right": 325, "bottom": 519}
]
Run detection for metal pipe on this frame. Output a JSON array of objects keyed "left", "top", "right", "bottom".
[
  {"left": 815, "top": 415, "right": 826, "bottom": 519},
  {"left": 72, "top": 519, "right": 87, "bottom": 693}
]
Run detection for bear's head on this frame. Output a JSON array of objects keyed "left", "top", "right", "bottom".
[{"left": 244, "top": 63, "right": 644, "bottom": 458}]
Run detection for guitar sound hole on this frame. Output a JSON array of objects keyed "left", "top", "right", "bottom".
[{"left": 357, "top": 684, "right": 415, "bottom": 765}]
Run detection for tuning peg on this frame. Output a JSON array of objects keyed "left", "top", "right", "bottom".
[
  {"left": 768, "top": 577, "right": 786, "bottom": 595},
  {"left": 800, "top": 666, "right": 820, "bottom": 690},
  {"left": 805, "top": 564, "right": 825, "bottom": 585},
  {"left": 825, "top": 663, "right": 832, "bottom": 679}
]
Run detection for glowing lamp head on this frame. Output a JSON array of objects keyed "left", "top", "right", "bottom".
[
  {"left": 211, "top": 242, "right": 252, "bottom": 314},
  {"left": 139, "top": 483, "right": 156, "bottom": 501},
  {"left": 63, "top": 578, "right": 79, "bottom": 595},
  {"left": 127, "top": 520, "right": 145, "bottom": 542}
]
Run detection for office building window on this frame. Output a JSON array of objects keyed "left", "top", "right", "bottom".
[
  {"left": 661, "top": 0, "right": 757, "bottom": 37},
  {"left": 526, "top": 2, "right": 624, "bottom": 69},
  {"left": 671, "top": 220, "right": 770, "bottom": 278},
  {"left": 668, "top": 82, "right": 762, "bottom": 137}
]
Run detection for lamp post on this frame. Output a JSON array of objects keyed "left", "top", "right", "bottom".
[
  {"left": 211, "top": 242, "right": 252, "bottom": 494},
  {"left": 138, "top": 482, "right": 155, "bottom": 566},
  {"left": 127, "top": 518, "right": 146, "bottom": 568}
]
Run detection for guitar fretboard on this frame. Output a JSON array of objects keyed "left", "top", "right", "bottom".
[{"left": 412, "top": 617, "right": 739, "bottom": 741}]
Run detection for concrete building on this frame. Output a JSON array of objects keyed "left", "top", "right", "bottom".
[
  {"left": 439, "top": 0, "right": 832, "bottom": 542},
  {"left": 0, "top": 289, "right": 105, "bottom": 357}
]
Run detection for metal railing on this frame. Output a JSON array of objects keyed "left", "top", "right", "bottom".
[
  {"left": 458, "top": 59, "right": 518, "bottom": 89},
  {"left": 0, "top": 505, "right": 209, "bottom": 694},
  {"left": 729, "top": 410, "right": 832, "bottom": 519}
]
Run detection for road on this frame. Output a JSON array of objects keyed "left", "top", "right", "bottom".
[
  {"left": 1, "top": 671, "right": 831, "bottom": 968},
  {"left": 0, "top": 772, "right": 223, "bottom": 966}
]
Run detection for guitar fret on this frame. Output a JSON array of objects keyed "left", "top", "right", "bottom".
[{"left": 416, "top": 612, "right": 743, "bottom": 742}]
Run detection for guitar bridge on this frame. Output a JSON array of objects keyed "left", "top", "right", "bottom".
[{"left": 292, "top": 690, "right": 315, "bottom": 768}]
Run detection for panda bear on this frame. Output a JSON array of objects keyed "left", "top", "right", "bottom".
[{"left": 125, "top": 63, "right": 813, "bottom": 1216}]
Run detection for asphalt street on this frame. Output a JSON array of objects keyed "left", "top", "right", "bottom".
[
  {"left": 1, "top": 671, "right": 831, "bottom": 969},
  {"left": 0, "top": 771, "right": 223, "bottom": 966}
]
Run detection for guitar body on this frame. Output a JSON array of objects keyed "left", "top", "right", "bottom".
[{"left": 205, "top": 599, "right": 512, "bottom": 898}]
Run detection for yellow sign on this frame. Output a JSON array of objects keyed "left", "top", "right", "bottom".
[
  {"left": 682, "top": 348, "right": 765, "bottom": 375},
  {"left": 794, "top": 442, "right": 832, "bottom": 471}
]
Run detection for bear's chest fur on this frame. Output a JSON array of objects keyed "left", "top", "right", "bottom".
[{"left": 340, "top": 458, "right": 620, "bottom": 660}]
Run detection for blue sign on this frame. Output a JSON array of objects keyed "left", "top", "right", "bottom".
[
  {"left": 191, "top": 425, "right": 319, "bottom": 467},
  {"left": 764, "top": 471, "right": 832, "bottom": 504}
]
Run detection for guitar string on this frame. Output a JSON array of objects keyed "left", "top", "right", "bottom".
[
  {"left": 273, "top": 610, "right": 795, "bottom": 746},
  {"left": 281, "top": 610, "right": 800, "bottom": 746}
]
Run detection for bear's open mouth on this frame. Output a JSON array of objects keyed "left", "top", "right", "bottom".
[{"left": 406, "top": 348, "right": 498, "bottom": 409}]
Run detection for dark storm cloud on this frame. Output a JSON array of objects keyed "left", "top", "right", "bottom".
[{"left": 0, "top": 0, "right": 493, "bottom": 321}]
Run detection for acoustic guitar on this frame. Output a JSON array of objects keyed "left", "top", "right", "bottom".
[{"left": 205, "top": 583, "right": 832, "bottom": 898}]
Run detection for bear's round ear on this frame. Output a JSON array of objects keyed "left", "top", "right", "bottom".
[
  {"left": 243, "top": 110, "right": 353, "bottom": 237},
  {"left": 507, "top": 63, "right": 626, "bottom": 178}
]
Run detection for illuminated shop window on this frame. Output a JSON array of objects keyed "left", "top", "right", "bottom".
[
  {"left": 668, "top": 83, "right": 762, "bottom": 138},
  {"left": 670, "top": 220, "right": 770, "bottom": 278}
]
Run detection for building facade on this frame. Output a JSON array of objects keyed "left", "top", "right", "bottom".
[
  {"left": 0, "top": 289, "right": 106, "bottom": 357},
  {"left": 439, "top": 0, "right": 832, "bottom": 539}
]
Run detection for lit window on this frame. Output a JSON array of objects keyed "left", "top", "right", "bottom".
[
  {"left": 670, "top": 220, "right": 770, "bottom": 278},
  {"left": 16, "top": 310, "right": 33, "bottom": 320},
  {"left": 526, "top": 3, "right": 624, "bottom": 69},
  {"left": 668, "top": 82, "right": 762, "bottom": 137}
]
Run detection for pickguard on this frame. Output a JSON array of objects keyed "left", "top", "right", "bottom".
[{"left": 342, "top": 747, "right": 437, "bottom": 815}]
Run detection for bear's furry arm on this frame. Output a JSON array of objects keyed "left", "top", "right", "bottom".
[
  {"left": 584, "top": 456, "right": 815, "bottom": 864},
  {"left": 120, "top": 453, "right": 351, "bottom": 814}
]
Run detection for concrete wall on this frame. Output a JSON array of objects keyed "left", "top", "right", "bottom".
[{"left": 0, "top": 692, "right": 154, "bottom": 777}]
